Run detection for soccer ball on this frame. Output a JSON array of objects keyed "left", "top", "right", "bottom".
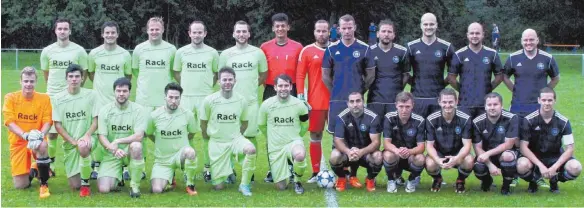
[{"left": 316, "top": 170, "right": 336, "bottom": 189}]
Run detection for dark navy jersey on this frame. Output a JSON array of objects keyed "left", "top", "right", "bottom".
[
  {"left": 367, "top": 43, "right": 409, "bottom": 104},
  {"left": 426, "top": 110, "right": 471, "bottom": 155},
  {"left": 521, "top": 110, "right": 572, "bottom": 158},
  {"left": 449, "top": 46, "right": 503, "bottom": 107},
  {"left": 334, "top": 108, "right": 381, "bottom": 149},
  {"left": 322, "top": 40, "right": 374, "bottom": 101},
  {"left": 472, "top": 110, "right": 518, "bottom": 151},
  {"left": 504, "top": 49, "right": 560, "bottom": 105},
  {"left": 383, "top": 111, "right": 425, "bottom": 149},
  {"left": 407, "top": 38, "right": 455, "bottom": 98}
]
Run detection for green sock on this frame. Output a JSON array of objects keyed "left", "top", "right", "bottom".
[
  {"left": 240, "top": 153, "right": 256, "bottom": 186},
  {"left": 129, "top": 158, "right": 145, "bottom": 191},
  {"left": 80, "top": 156, "right": 92, "bottom": 182},
  {"left": 91, "top": 145, "right": 103, "bottom": 163},
  {"left": 48, "top": 139, "right": 57, "bottom": 159},
  {"left": 293, "top": 159, "right": 307, "bottom": 182},
  {"left": 202, "top": 138, "right": 210, "bottom": 168},
  {"left": 184, "top": 158, "right": 197, "bottom": 186}
]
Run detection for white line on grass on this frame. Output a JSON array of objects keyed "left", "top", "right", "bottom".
[{"left": 325, "top": 188, "right": 339, "bottom": 207}]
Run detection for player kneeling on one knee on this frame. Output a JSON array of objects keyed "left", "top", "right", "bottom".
[
  {"left": 382, "top": 92, "right": 426, "bottom": 193},
  {"left": 146, "top": 83, "right": 199, "bottom": 195},
  {"left": 472, "top": 92, "right": 519, "bottom": 195},
  {"left": 258, "top": 74, "right": 310, "bottom": 194},
  {"left": 516, "top": 87, "right": 582, "bottom": 194},
  {"left": 329, "top": 92, "right": 383, "bottom": 192},
  {"left": 425, "top": 89, "right": 474, "bottom": 193}
]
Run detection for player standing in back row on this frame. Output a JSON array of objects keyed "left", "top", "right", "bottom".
[
  {"left": 88, "top": 21, "right": 133, "bottom": 179},
  {"left": 296, "top": 19, "right": 331, "bottom": 183},
  {"left": 41, "top": 18, "right": 89, "bottom": 176},
  {"left": 407, "top": 13, "right": 454, "bottom": 118},
  {"left": 173, "top": 20, "right": 219, "bottom": 182}
]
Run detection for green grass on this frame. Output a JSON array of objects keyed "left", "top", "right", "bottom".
[{"left": 1, "top": 52, "right": 584, "bottom": 206}]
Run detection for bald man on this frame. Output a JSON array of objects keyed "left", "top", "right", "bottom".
[
  {"left": 406, "top": 13, "right": 455, "bottom": 118},
  {"left": 448, "top": 22, "right": 503, "bottom": 120},
  {"left": 502, "top": 29, "right": 560, "bottom": 188}
]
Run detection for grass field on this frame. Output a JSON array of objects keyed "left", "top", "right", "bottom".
[{"left": 1, "top": 51, "right": 584, "bottom": 207}]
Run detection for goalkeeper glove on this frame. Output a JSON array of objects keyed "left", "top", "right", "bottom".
[{"left": 20, "top": 132, "right": 30, "bottom": 141}]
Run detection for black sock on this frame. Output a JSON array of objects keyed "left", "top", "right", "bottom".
[
  {"left": 37, "top": 157, "right": 51, "bottom": 185},
  {"left": 457, "top": 167, "right": 471, "bottom": 181},
  {"left": 430, "top": 172, "right": 442, "bottom": 180},
  {"left": 408, "top": 162, "right": 424, "bottom": 181},
  {"left": 332, "top": 166, "right": 346, "bottom": 178},
  {"left": 350, "top": 163, "right": 358, "bottom": 177}
]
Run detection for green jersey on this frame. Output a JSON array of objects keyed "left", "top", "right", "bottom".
[
  {"left": 52, "top": 88, "right": 98, "bottom": 150},
  {"left": 174, "top": 44, "right": 219, "bottom": 97},
  {"left": 218, "top": 45, "right": 267, "bottom": 102},
  {"left": 146, "top": 106, "right": 198, "bottom": 162},
  {"left": 200, "top": 92, "right": 248, "bottom": 143},
  {"left": 40, "top": 42, "right": 88, "bottom": 96},
  {"left": 258, "top": 96, "right": 309, "bottom": 153},
  {"left": 132, "top": 40, "right": 177, "bottom": 107},
  {"left": 88, "top": 45, "right": 132, "bottom": 107},
  {"left": 97, "top": 101, "right": 148, "bottom": 149}
]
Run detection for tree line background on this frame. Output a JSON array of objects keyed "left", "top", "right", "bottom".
[{"left": 2, "top": 0, "right": 583, "bottom": 51}]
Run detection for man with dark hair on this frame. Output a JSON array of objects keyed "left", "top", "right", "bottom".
[
  {"left": 200, "top": 66, "right": 257, "bottom": 196},
  {"left": 296, "top": 19, "right": 331, "bottom": 183},
  {"left": 52, "top": 64, "right": 98, "bottom": 197},
  {"left": 173, "top": 20, "right": 219, "bottom": 182},
  {"left": 3, "top": 67, "right": 52, "bottom": 198},
  {"left": 88, "top": 21, "right": 132, "bottom": 179},
  {"left": 322, "top": 14, "right": 375, "bottom": 187},
  {"left": 406, "top": 13, "right": 455, "bottom": 118},
  {"left": 260, "top": 13, "right": 303, "bottom": 182},
  {"left": 472, "top": 92, "right": 518, "bottom": 195},
  {"left": 382, "top": 91, "right": 425, "bottom": 193},
  {"left": 425, "top": 88, "right": 473, "bottom": 193},
  {"left": 96, "top": 77, "right": 147, "bottom": 198},
  {"left": 42, "top": 18, "right": 89, "bottom": 176},
  {"left": 146, "top": 83, "right": 199, "bottom": 195},
  {"left": 516, "top": 87, "right": 581, "bottom": 194},
  {"left": 329, "top": 92, "right": 383, "bottom": 192},
  {"left": 258, "top": 74, "right": 310, "bottom": 194}
]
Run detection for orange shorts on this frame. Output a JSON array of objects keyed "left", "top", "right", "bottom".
[
  {"left": 10, "top": 143, "right": 35, "bottom": 176},
  {"left": 308, "top": 110, "right": 328, "bottom": 132}
]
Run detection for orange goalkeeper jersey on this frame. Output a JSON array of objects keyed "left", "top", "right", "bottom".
[{"left": 3, "top": 91, "right": 52, "bottom": 146}]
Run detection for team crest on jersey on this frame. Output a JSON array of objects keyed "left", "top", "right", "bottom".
[
  {"left": 497, "top": 126, "right": 505, "bottom": 134},
  {"left": 482, "top": 57, "right": 490, "bottom": 64},
  {"left": 393, "top": 56, "right": 399, "bottom": 63},
  {"left": 455, "top": 126, "right": 461, "bottom": 135},
  {"left": 551, "top": 128, "right": 559, "bottom": 136},
  {"left": 353, "top": 51, "right": 361, "bottom": 58},
  {"left": 360, "top": 124, "right": 367, "bottom": 132},
  {"left": 407, "top": 128, "right": 416, "bottom": 136},
  {"left": 434, "top": 50, "right": 442, "bottom": 58},
  {"left": 537, "top": 63, "right": 544, "bottom": 70}
]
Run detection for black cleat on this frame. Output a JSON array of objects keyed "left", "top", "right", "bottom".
[
  {"left": 480, "top": 176, "right": 493, "bottom": 192},
  {"left": 203, "top": 170, "right": 211, "bottom": 183},
  {"left": 117, "top": 180, "right": 125, "bottom": 187},
  {"left": 90, "top": 170, "right": 98, "bottom": 180},
  {"left": 226, "top": 173, "right": 236, "bottom": 184},
  {"left": 264, "top": 171, "right": 274, "bottom": 183},
  {"left": 29, "top": 168, "right": 39, "bottom": 183},
  {"left": 123, "top": 170, "right": 130, "bottom": 181},
  {"left": 294, "top": 182, "right": 304, "bottom": 194},
  {"left": 141, "top": 171, "right": 146, "bottom": 180},
  {"left": 549, "top": 176, "right": 560, "bottom": 194},
  {"left": 431, "top": 177, "right": 443, "bottom": 192},
  {"left": 455, "top": 179, "right": 466, "bottom": 194},
  {"left": 527, "top": 181, "right": 538, "bottom": 193},
  {"left": 130, "top": 189, "right": 141, "bottom": 198}
]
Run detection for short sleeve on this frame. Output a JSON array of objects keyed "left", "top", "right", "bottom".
[
  {"left": 562, "top": 120, "right": 572, "bottom": 136},
  {"left": 133, "top": 107, "right": 148, "bottom": 132},
  {"left": 145, "top": 114, "right": 155, "bottom": 136},
  {"left": 548, "top": 56, "right": 560, "bottom": 78},
  {"left": 131, "top": 46, "right": 140, "bottom": 69},
  {"left": 123, "top": 51, "right": 132, "bottom": 75},
  {"left": 240, "top": 99, "right": 249, "bottom": 122},
  {"left": 78, "top": 48, "right": 89, "bottom": 70},
  {"left": 369, "top": 115, "right": 381, "bottom": 134},
  {"left": 87, "top": 51, "right": 96, "bottom": 73},
  {"left": 462, "top": 119, "right": 471, "bottom": 139},
  {"left": 187, "top": 111, "right": 198, "bottom": 134},
  {"left": 52, "top": 98, "right": 62, "bottom": 122},
  {"left": 41, "top": 96, "right": 53, "bottom": 125},
  {"left": 257, "top": 50, "right": 268, "bottom": 73},
  {"left": 2, "top": 93, "right": 15, "bottom": 125},
  {"left": 503, "top": 57, "right": 514, "bottom": 76},
  {"left": 506, "top": 115, "right": 519, "bottom": 139},
  {"left": 257, "top": 102, "right": 268, "bottom": 126},
  {"left": 173, "top": 49, "right": 183, "bottom": 72},
  {"left": 416, "top": 120, "right": 426, "bottom": 143},
  {"left": 333, "top": 116, "right": 345, "bottom": 139},
  {"left": 401, "top": 49, "right": 411, "bottom": 74},
  {"left": 199, "top": 96, "right": 210, "bottom": 121},
  {"left": 382, "top": 116, "right": 392, "bottom": 139},
  {"left": 426, "top": 120, "right": 435, "bottom": 142},
  {"left": 40, "top": 48, "right": 49, "bottom": 71},
  {"left": 471, "top": 122, "right": 482, "bottom": 144},
  {"left": 364, "top": 48, "right": 375, "bottom": 69},
  {"left": 520, "top": 117, "right": 531, "bottom": 142},
  {"left": 212, "top": 50, "right": 220, "bottom": 73},
  {"left": 448, "top": 52, "right": 461, "bottom": 75},
  {"left": 492, "top": 52, "right": 503, "bottom": 75},
  {"left": 322, "top": 48, "right": 333, "bottom": 69},
  {"left": 98, "top": 107, "right": 108, "bottom": 136}
]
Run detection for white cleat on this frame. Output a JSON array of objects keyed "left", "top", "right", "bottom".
[
  {"left": 386, "top": 180, "right": 397, "bottom": 193},
  {"left": 405, "top": 180, "right": 417, "bottom": 193}
]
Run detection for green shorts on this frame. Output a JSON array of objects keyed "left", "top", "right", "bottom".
[
  {"left": 150, "top": 146, "right": 188, "bottom": 182},
  {"left": 243, "top": 101, "right": 259, "bottom": 138},
  {"left": 63, "top": 136, "right": 98, "bottom": 178},
  {"left": 269, "top": 140, "right": 304, "bottom": 183},
  {"left": 209, "top": 135, "right": 253, "bottom": 185},
  {"left": 181, "top": 95, "right": 204, "bottom": 132},
  {"left": 97, "top": 145, "right": 130, "bottom": 181}
]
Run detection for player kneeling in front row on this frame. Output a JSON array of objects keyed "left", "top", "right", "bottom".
[
  {"left": 517, "top": 87, "right": 581, "bottom": 193},
  {"left": 383, "top": 92, "right": 426, "bottom": 193},
  {"left": 472, "top": 92, "right": 519, "bottom": 195},
  {"left": 3, "top": 67, "right": 53, "bottom": 198},
  {"left": 200, "top": 67, "right": 257, "bottom": 196},
  {"left": 259, "top": 74, "right": 310, "bottom": 194},
  {"left": 146, "top": 83, "right": 199, "bottom": 195},
  {"left": 97, "top": 78, "right": 147, "bottom": 198},
  {"left": 330, "top": 92, "right": 383, "bottom": 192},
  {"left": 425, "top": 88, "right": 473, "bottom": 193},
  {"left": 53, "top": 64, "right": 99, "bottom": 197}
]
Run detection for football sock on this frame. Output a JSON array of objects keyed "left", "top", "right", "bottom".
[
  {"left": 383, "top": 160, "right": 398, "bottom": 180},
  {"left": 80, "top": 156, "right": 91, "bottom": 183},
  {"left": 241, "top": 153, "right": 256, "bottom": 186},
  {"left": 201, "top": 137, "right": 210, "bottom": 168},
  {"left": 309, "top": 140, "right": 322, "bottom": 173},
  {"left": 457, "top": 167, "right": 471, "bottom": 180},
  {"left": 37, "top": 157, "right": 51, "bottom": 185},
  {"left": 293, "top": 159, "right": 307, "bottom": 181},
  {"left": 184, "top": 157, "right": 197, "bottom": 186},
  {"left": 129, "top": 158, "right": 145, "bottom": 191}
]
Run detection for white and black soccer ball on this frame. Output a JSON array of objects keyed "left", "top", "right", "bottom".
[{"left": 316, "top": 170, "right": 336, "bottom": 189}]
